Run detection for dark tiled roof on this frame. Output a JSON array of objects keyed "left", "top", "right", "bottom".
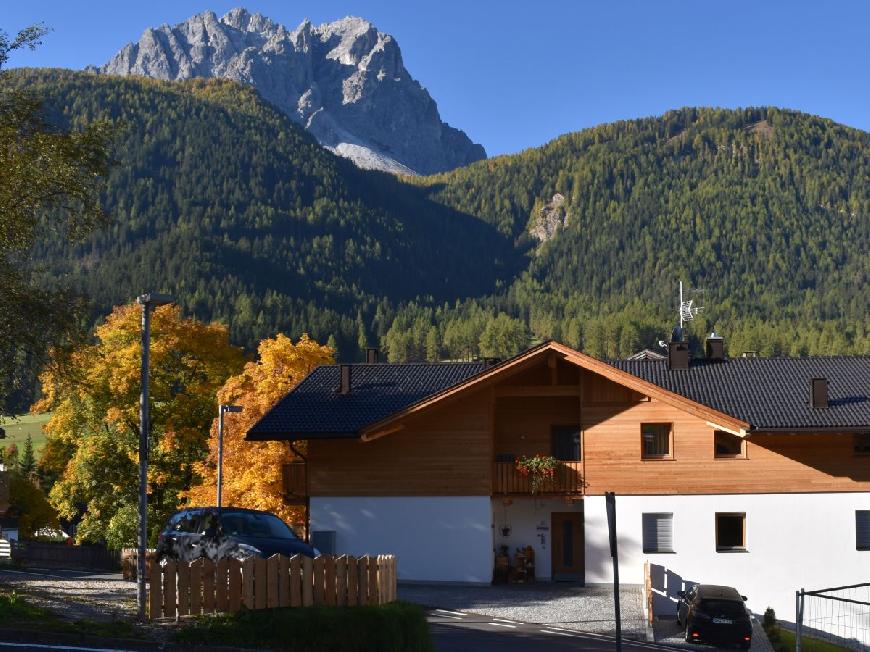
[
  {"left": 609, "top": 357, "right": 870, "bottom": 430},
  {"left": 247, "top": 362, "right": 488, "bottom": 440}
]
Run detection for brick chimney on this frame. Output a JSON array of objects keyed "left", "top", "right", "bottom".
[
  {"left": 667, "top": 326, "right": 690, "bottom": 370},
  {"left": 705, "top": 332, "right": 725, "bottom": 361}
]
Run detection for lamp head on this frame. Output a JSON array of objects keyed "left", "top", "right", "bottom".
[
  {"left": 137, "top": 292, "right": 175, "bottom": 307},
  {"left": 221, "top": 404, "right": 243, "bottom": 414}
]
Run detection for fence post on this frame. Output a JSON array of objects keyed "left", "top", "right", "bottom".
[
  {"left": 148, "top": 555, "right": 162, "bottom": 620},
  {"left": 794, "top": 588, "right": 804, "bottom": 652}
]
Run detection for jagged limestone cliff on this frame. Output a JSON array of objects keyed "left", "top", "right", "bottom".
[{"left": 97, "top": 8, "right": 486, "bottom": 175}]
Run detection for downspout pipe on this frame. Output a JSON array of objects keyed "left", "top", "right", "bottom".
[{"left": 289, "top": 441, "right": 310, "bottom": 544}]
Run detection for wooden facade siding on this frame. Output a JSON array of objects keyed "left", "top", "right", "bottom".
[
  {"left": 581, "top": 395, "right": 870, "bottom": 495},
  {"left": 308, "top": 392, "right": 492, "bottom": 496},
  {"left": 494, "top": 395, "right": 580, "bottom": 458},
  {"left": 282, "top": 463, "right": 306, "bottom": 499},
  {"left": 304, "top": 356, "right": 869, "bottom": 498}
]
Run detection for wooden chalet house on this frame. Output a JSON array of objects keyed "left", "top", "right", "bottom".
[{"left": 247, "top": 338, "right": 870, "bottom": 619}]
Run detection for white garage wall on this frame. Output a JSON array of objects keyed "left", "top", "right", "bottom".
[
  {"left": 310, "top": 496, "right": 493, "bottom": 583},
  {"left": 585, "top": 492, "right": 870, "bottom": 622}
]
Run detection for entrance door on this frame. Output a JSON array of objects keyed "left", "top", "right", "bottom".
[{"left": 551, "top": 511, "right": 584, "bottom": 582}]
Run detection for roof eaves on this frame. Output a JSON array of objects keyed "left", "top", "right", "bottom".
[{"left": 246, "top": 429, "right": 361, "bottom": 442}]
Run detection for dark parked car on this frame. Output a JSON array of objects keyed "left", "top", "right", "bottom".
[
  {"left": 677, "top": 584, "right": 752, "bottom": 648},
  {"left": 156, "top": 507, "right": 318, "bottom": 564}
]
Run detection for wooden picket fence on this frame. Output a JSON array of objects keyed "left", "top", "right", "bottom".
[{"left": 148, "top": 554, "right": 397, "bottom": 620}]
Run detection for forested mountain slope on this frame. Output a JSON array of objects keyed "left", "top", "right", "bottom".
[
  {"left": 8, "top": 69, "right": 516, "bottom": 347},
  {"left": 419, "top": 107, "right": 869, "bottom": 327},
  {"left": 10, "top": 70, "right": 869, "bottom": 363}
]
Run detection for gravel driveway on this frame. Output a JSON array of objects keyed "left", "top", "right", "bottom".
[
  {"left": 399, "top": 582, "right": 649, "bottom": 639},
  {"left": 0, "top": 566, "right": 136, "bottom": 622}
]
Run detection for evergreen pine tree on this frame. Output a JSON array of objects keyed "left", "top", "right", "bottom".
[{"left": 19, "top": 434, "right": 36, "bottom": 478}]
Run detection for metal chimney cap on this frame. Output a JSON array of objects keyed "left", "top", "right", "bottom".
[{"left": 707, "top": 331, "right": 723, "bottom": 340}]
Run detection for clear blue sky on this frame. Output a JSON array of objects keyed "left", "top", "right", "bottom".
[{"left": 4, "top": 1, "right": 869, "bottom": 156}]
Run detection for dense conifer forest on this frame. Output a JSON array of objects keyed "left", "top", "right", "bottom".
[{"left": 9, "top": 70, "right": 870, "bottom": 383}]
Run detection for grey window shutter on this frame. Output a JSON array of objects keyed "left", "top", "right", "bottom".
[
  {"left": 857, "top": 511, "right": 870, "bottom": 550},
  {"left": 643, "top": 513, "right": 674, "bottom": 553}
]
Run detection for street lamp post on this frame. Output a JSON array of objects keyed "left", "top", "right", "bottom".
[
  {"left": 136, "top": 292, "right": 174, "bottom": 622},
  {"left": 217, "top": 404, "right": 243, "bottom": 509}
]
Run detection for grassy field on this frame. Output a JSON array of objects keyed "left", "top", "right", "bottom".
[
  {"left": 768, "top": 625, "right": 852, "bottom": 652},
  {"left": 0, "top": 413, "right": 51, "bottom": 458}
]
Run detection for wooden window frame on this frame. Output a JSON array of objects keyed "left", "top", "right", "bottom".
[
  {"left": 551, "top": 425, "right": 582, "bottom": 462},
  {"left": 715, "top": 512, "right": 747, "bottom": 552},
  {"left": 713, "top": 430, "right": 746, "bottom": 459},
  {"left": 857, "top": 510, "right": 870, "bottom": 551},
  {"left": 854, "top": 433, "right": 870, "bottom": 457},
  {"left": 641, "top": 423, "right": 674, "bottom": 460}
]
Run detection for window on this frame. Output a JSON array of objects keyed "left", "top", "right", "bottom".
[
  {"left": 716, "top": 513, "right": 746, "bottom": 551},
  {"left": 552, "top": 426, "right": 581, "bottom": 461},
  {"left": 642, "top": 423, "right": 672, "bottom": 459},
  {"left": 857, "top": 511, "right": 870, "bottom": 551},
  {"left": 714, "top": 431, "right": 745, "bottom": 458},
  {"left": 642, "top": 513, "right": 674, "bottom": 553},
  {"left": 855, "top": 433, "right": 870, "bottom": 456}
]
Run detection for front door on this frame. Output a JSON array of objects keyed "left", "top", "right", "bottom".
[{"left": 551, "top": 511, "right": 584, "bottom": 582}]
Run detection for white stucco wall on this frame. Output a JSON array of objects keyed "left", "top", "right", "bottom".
[
  {"left": 492, "top": 497, "right": 584, "bottom": 580},
  {"left": 585, "top": 492, "right": 870, "bottom": 622},
  {"left": 310, "top": 496, "right": 493, "bottom": 583}
]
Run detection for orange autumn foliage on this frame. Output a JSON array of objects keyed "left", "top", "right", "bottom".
[{"left": 184, "top": 334, "right": 333, "bottom": 524}]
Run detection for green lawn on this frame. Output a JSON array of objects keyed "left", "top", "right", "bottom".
[
  {"left": 0, "top": 413, "right": 51, "bottom": 458},
  {"left": 769, "top": 625, "right": 852, "bottom": 652}
]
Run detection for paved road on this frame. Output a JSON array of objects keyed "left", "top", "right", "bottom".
[{"left": 428, "top": 609, "right": 685, "bottom": 652}]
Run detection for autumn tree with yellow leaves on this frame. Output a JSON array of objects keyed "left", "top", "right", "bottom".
[
  {"left": 184, "top": 334, "right": 333, "bottom": 525},
  {"left": 35, "top": 303, "right": 244, "bottom": 546}
]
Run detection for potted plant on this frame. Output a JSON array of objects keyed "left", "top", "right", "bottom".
[{"left": 515, "top": 454, "right": 558, "bottom": 494}]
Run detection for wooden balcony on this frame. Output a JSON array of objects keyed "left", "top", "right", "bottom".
[
  {"left": 282, "top": 462, "right": 307, "bottom": 503},
  {"left": 492, "top": 460, "right": 584, "bottom": 495}
]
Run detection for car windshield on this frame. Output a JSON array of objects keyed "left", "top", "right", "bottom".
[
  {"left": 700, "top": 600, "right": 746, "bottom": 618},
  {"left": 219, "top": 512, "right": 297, "bottom": 539}
]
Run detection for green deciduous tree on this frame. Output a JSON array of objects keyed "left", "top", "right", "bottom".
[{"left": 0, "top": 26, "right": 111, "bottom": 412}]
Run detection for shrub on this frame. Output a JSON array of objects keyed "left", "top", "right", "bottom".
[{"left": 175, "top": 602, "right": 433, "bottom": 652}]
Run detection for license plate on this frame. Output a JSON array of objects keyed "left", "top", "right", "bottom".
[{"left": 713, "top": 618, "right": 733, "bottom": 624}]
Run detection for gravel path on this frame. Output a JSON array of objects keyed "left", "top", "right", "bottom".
[
  {"left": 399, "top": 582, "right": 649, "bottom": 639},
  {"left": 0, "top": 566, "right": 137, "bottom": 622}
]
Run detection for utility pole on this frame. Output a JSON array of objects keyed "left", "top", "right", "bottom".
[
  {"left": 136, "top": 293, "right": 174, "bottom": 622},
  {"left": 217, "top": 404, "right": 243, "bottom": 509},
  {"left": 606, "top": 491, "right": 622, "bottom": 652}
]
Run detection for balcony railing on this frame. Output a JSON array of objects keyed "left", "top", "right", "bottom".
[
  {"left": 281, "top": 462, "right": 307, "bottom": 500},
  {"left": 492, "top": 460, "right": 584, "bottom": 495}
]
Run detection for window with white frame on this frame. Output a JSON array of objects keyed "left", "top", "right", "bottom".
[
  {"left": 642, "top": 513, "right": 674, "bottom": 553},
  {"left": 857, "top": 511, "right": 870, "bottom": 551}
]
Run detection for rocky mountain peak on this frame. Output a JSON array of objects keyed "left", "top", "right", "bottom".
[{"left": 96, "top": 8, "right": 486, "bottom": 175}]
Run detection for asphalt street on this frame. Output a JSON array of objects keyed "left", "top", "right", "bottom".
[{"left": 428, "top": 608, "right": 685, "bottom": 652}]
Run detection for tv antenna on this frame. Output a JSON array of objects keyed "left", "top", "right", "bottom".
[{"left": 678, "top": 281, "right": 703, "bottom": 330}]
